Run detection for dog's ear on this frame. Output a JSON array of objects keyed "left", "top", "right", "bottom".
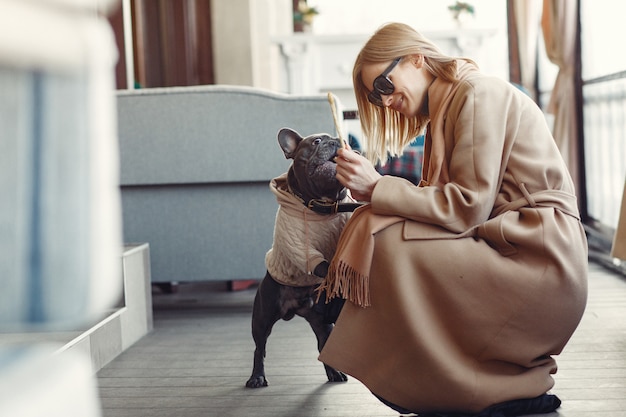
[{"left": 277, "top": 128, "right": 303, "bottom": 159}]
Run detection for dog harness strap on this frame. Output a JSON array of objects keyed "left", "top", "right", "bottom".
[
  {"left": 283, "top": 177, "right": 361, "bottom": 215},
  {"left": 307, "top": 199, "right": 364, "bottom": 214}
]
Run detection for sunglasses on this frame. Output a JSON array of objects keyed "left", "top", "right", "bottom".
[{"left": 367, "top": 57, "right": 402, "bottom": 107}]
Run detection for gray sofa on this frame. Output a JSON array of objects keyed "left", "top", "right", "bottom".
[{"left": 116, "top": 85, "right": 342, "bottom": 284}]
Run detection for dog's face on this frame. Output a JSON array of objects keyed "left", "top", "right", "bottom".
[{"left": 278, "top": 128, "right": 347, "bottom": 203}]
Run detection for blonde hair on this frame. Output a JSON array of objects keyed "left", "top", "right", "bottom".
[{"left": 353, "top": 22, "right": 476, "bottom": 165}]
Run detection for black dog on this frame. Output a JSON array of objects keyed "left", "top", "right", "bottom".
[{"left": 245, "top": 128, "right": 357, "bottom": 388}]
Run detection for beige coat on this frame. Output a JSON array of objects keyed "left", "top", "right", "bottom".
[{"left": 318, "top": 69, "right": 588, "bottom": 413}]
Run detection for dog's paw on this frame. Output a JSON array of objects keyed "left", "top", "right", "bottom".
[
  {"left": 245, "top": 375, "right": 269, "bottom": 388},
  {"left": 325, "top": 366, "right": 348, "bottom": 383},
  {"left": 313, "top": 260, "right": 329, "bottom": 278}
]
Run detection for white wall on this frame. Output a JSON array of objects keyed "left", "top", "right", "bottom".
[
  {"left": 211, "top": 0, "right": 292, "bottom": 89},
  {"left": 212, "top": 0, "right": 509, "bottom": 91},
  {"left": 307, "top": 0, "right": 509, "bottom": 80}
]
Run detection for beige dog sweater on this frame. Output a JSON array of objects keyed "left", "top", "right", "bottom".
[{"left": 265, "top": 173, "right": 352, "bottom": 287}]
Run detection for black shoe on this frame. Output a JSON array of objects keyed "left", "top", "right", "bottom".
[
  {"left": 378, "top": 393, "right": 561, "bottom": 417},
  {"left": 473, "top": 394, "right": 561, "bottom": 417}
]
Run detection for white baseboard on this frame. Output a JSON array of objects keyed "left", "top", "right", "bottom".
[{"left": 0, "top": 243, "right": 153, "bottom": 374}]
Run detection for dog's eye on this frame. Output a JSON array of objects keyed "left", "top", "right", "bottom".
[{"left": 313, "top": 138, "right": 322, "bottom": 145}]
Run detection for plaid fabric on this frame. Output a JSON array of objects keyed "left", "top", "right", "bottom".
[{"left": 376, "top": 135, "right": 424, "bottom": 185}]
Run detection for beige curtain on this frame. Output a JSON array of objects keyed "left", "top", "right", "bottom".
[
  {"left": 513, "top": 0, "right": 543, "bottom": 100},
  {"left": 542, "top": 0, "right": 580, "bottom": 197}
]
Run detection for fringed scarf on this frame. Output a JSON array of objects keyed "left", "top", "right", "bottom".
[
  {"left": 317, "top": 60, "right": 479, "bottom": 307},
  {"left": 420, "top": 60, "right": 479, "bottom": 187},
  {"left": 316, "top": 204, "right": 404, "bottom": 307}
]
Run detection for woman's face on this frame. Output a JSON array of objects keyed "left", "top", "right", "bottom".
[{"left": 361, "top": 55, "right": 433, "bottom": 118}]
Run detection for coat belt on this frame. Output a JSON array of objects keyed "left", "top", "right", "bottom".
[{"left": 491, "top": 183, "right": 580, "bottom": 220}]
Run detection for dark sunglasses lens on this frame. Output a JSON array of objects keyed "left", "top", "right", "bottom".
[
  {"left": 368, "top": 91, "right": 383, "bottom": 107},
  {"left": 373, "top": 76, "right": 394, "bottom": 95}
]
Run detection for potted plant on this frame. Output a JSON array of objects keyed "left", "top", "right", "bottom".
[
  {"left": 294, "top": 0, "right": 319, "bottom": 32},
  {"left": 448, "top": 1, "right": 475, "bottom": 27}
]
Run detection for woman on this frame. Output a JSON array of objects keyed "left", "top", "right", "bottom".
[{"left": 318, "top": 23, "right": 588, "bottom": 416}]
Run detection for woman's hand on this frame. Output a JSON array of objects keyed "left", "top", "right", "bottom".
[{"left": 335, "top": 147, "right": 382, "bottom": 202}]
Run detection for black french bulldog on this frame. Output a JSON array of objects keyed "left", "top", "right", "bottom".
[{"left": 245, "top": 128, "right": 354, "bottom": 389}]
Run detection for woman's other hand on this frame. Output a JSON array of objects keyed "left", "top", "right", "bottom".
[{"left": 335, "top": 147, "right": 382, "bottom": 202}]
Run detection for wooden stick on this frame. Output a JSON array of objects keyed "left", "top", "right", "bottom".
[{"left": 327, "top": 92, "right": 346, "bottom": 148}]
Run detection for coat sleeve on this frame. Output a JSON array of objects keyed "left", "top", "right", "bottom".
[{"left": 371, "top": 78, "right": 519, "bottom": 233}]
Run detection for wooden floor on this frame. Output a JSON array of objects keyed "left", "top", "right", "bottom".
[{"left": 97, "top": 262, "right": 626, "bottom": 417}]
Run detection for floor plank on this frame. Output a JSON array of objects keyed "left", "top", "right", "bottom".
[{"left": 97, "top": 262, "right": 626, "bottom": 417}]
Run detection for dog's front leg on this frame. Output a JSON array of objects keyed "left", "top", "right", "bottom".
[
  {"left": 304, "top": 311, "right": 348, "bottom": 383},
  {"left": 313, "top": 260, "right": 329, "bottom": 278},
  {"left": 312, "top": 260, "right": 345, "bottom": 324}
]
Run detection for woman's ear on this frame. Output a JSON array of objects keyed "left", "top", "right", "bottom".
[{"left": 409, "top": 54, "right": 424, "bottom": 68}]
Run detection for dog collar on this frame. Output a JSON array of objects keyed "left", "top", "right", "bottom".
[
  {"left": 306, "top": 199, "right": 364, "bottom": 214},
  {"left": 285, "top": 182, "right": 363, "bottom": 215}
]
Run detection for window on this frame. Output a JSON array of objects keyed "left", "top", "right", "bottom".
[{"left": 580, "top": 0, "right": 626, "bottom": 230}]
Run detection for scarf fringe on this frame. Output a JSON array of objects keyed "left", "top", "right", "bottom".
[{"left": 317, "top": 259, "right": 371, "bottom": 307}]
